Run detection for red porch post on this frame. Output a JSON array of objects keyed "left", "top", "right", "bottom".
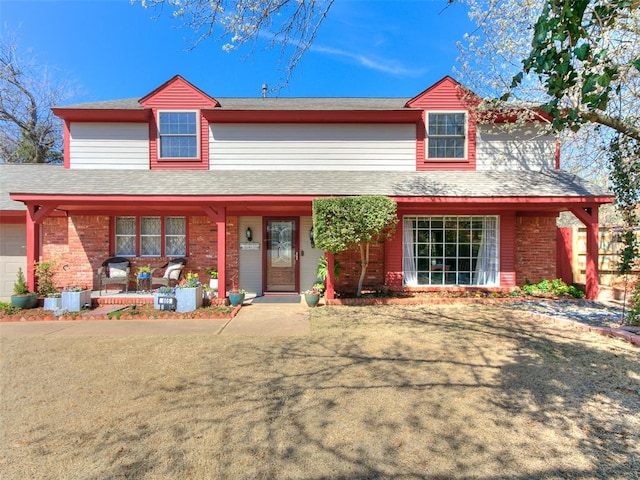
[
  {"left": 216, "top": 206, "right": 227, "bottom": 298},
  {"left": 25, "top": 207, "right": 40, "bottom": 292},
  {"left": 325, "top": 252, "right": 335, "bottom": 300},
  {"left": 24, "top": 204, "right": 56, "bottom": 292},
  {"left": 570, "top": 206, "right": 599, "bottom": 300}
]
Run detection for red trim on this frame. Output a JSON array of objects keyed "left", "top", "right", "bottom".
[
  {"left": 52, "top": 108, "right": 150, "bottom": 122},
  {"left": 0, "top": 212, "right": 26, "bottom": 223},
  {"left": 63, "top": 121, "right": 71, "bottom": 168},
  {"left": 555, "top": 141, "right": 561, "bottom": 169},
  {"left": 10, "top": 193, "right": 615, "bottom": 205},
  {"left": 203, "top": 109, "right": 422, "bottom": 124}
]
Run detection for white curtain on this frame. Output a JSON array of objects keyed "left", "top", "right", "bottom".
[
  {"left": 475, "top": 217, "right": 499, "bottom": 285},
  {"left": 403, "top": 218, "right": 418, "bottom": 286}
]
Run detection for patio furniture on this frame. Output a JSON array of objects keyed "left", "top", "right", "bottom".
[
  {"left": 150, "top": 258, "right": 187, "bottom": 288},
  {"left": 98, "top": 257, "right": 132, "bottom": 295}
]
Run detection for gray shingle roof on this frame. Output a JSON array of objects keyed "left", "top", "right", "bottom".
[
  {"left": 0, "top": 165, "right": 613, "bottom": 212},
  {"left": 57, "top": 97, "right": 413, "bottom": 111}
]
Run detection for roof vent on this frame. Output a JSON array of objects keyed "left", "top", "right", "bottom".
[{"left": 262, "top": 83, "right": 268, "bottom": 99}]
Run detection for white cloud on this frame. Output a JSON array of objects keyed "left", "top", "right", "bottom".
[{"left": 310, "top": 44, "right": 426, "bottom": 77}]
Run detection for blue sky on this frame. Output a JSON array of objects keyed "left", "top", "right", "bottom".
[{"left": 1, "top": 0, "right": 476, "bottom": 103}]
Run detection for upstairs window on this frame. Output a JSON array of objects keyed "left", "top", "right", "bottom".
[
  {"left": 427, "top": 112, "right": 466, "bottom": 159},
  {"left": 158, "top": 111, "right": 198, "bottom": 159}
]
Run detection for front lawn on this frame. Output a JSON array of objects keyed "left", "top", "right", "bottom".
[{"left": 1, "top": 304, "right": 638, "bottom": 479}]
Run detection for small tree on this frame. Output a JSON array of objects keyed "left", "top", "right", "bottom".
[{"left": 313, "top": 196, "right": 398, "bottom": 297}]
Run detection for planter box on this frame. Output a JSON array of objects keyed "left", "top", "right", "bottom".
[
  {"left": 175, "top": 286, "right": 203, "bottom": 313},
  {"left": 61, "top": 290, "right": 92, "bottom": 312},
  {"left": 43, "top": 297, "right": 62, "bottom": 311}
]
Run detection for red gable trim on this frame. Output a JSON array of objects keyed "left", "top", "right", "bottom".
[
  {"left": 52, "top": 108, "right": 150, "bottom": 122},
  {"left": 139, "top": 75, "right": 220, "bottom": 108},
  {"left": 406, "top": 76, "right": 481, "bottom": 109}
]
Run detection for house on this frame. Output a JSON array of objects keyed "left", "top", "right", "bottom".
[{"left": 0, "top": 75, "right": 614, "bottom": 302}]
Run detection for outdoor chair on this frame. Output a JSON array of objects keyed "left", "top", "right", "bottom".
[
  {"left": 98, "top": 256, "right": 132, "bottom": 295},
  {"left": 150, "top": 258, "right": 187, "bottom": 288}
]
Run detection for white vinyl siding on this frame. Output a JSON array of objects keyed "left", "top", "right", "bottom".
[
  {"left": 476, "top": 125, "right": 556, "bottom": 171},
  {"left": 239, "top": 217, "right": 263, "bottom": 296},
  {"left": 300, "top": 216, "right": 324, "bottom": 291},
  {"left": 69, "top": 123, "right": 149, "bottom": 169},
  {"left": 209, "top": 124, "right": 415, "bottom": 171}
]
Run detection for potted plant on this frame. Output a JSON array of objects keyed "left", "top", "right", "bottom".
[
  {"left": 137, "top": 265, "right": 151, "bottom": 278},
  {"left": 43, "top": 291, "right": 62, "bottom": 311},
  {"left": 61, "top": 286, "right": 92, "bottom": 312},
  {"left": 36, "top": 261, "right": 61, "bottom": 310},
  {"left": 228, "top": 287, "right": 246, "bottom": 307},
  {"left": 174, "top": 272, "right": 203, "bottom": 312},
  {"left": 153, "top": 286, "right": 176, "bottom": 310},
  {"left": 206, "top": 269, "right": 219, "bottom": 291},
  {"left": 136, "top": 265, "right": 152, "bottom": 292},
  {"left": 10, "top": 267, "right": 38, "bottom": 309},
  {"left": 303, "top": 282, "right": 324, "bottom": 308}
]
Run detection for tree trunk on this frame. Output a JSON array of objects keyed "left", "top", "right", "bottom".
[{"left": 356, "top": 242, "right": 369, "bottom": 297}]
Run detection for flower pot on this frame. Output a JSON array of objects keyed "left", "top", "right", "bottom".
[
  {"left": 209, "top": 278, "right": 219, "bottom": 291},
  {"left": 304, "top": 293, "right": 320, "bottom": 308},
  {"left": 228, "top": 292, "right": 245, "bottom": 307},
  {"left": 43, "top": 297, "right": 62, "bottom": 311},
  {"left": 61, "top": 290, "right": 92, "bottom": 312},
  {"left": 175, "top": 286, "right": 203, "bottom": 313},
  {"left": 138, "top": 272, "right": 150, "bottom": 279},
  {"left": 10, "top": 293, "right": 38, "bottom": 309}
]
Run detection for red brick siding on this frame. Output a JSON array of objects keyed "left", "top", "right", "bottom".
[
  {"left": 41, "top": 215, "right": 240, "bottom": 292},
  {"left": 334, "top": 241, "right": 385, "bottom": 293},
  {"left": 515, "top": 215, "right": 558, "bottom": 285}
]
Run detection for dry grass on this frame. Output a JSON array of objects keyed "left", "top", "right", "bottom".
[{"left": 1, "top": 304, "right": 639, "bottom": 479}]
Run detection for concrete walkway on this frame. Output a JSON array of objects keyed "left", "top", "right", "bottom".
[{"left": 0, "top": 295, "right": 311, "bottom": 338}]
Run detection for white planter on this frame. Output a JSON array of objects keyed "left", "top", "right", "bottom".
[
  {"left": 175, "top": 286, "right": 203, "bottom": 313},
  {"left": 209, "top": 278, "right": 219, "bottom": 291},
  {"left": 43, "top": 297, "right": 62, "bottom": 311},
  {"left": 61, "top": 290, "right": 92, "bottom": 312}
]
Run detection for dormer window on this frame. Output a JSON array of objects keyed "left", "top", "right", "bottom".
[
  {"left": 427, "top": 112, "right": 466, "bottom": 159},
  {"left": 158, "top": 111, "right": 198, "bottom": 159}
]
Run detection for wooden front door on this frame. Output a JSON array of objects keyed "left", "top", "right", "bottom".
[{"left": 264, "top": 218, "right": 299, "bottom": 292}]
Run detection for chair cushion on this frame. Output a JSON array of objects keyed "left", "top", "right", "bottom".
[
  {"left": 108, "top": 262, "right": 129, "bottom": 279},
  {"left": 163, "top": 261, "right": 183, "bottom": 280}
]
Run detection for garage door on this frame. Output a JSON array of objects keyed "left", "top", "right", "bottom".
[{"left": 0, "top": 224, "right": 26, "bottom": 300}]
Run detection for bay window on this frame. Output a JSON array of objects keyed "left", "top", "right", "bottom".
[
  {"left": 115, "top": 216, "right": 186, "bottom": 257},
  {"left": 403, "top": 216, "right": 499, "bottom": 286}
]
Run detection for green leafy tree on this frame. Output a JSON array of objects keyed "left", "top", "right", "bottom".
[
  {"left": 502, "top": 0, "right": 640, "bottom": 321},
  {"left": 312, "top": 196, "right": 398, "bottom": 297}
]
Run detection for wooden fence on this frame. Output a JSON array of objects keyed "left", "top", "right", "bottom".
[{"left": 558, "top": 226, "right": 640, "bottom": 288}]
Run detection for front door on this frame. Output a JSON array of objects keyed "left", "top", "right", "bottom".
[{"left": 264, "top": 218, "right": 299, "bottom": 292}]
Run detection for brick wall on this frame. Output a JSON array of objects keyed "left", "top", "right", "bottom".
[
  {"left": 41, "top": 215, "right": 240, "bottom": 291},
  {"left": 334, "top": 240, "right": 385, "bottom": 294},
  {"left": 515, "top": 215, "right": 557, "bottom": 285}
]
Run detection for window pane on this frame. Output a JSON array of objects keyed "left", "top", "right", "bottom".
[
  {"left": 403, "top": 215, "right": 499, "bottom": 287},
  {"left": 427, "top": 112, "right": 465, "bottom": 159},
  {"left": 165, "top": 217, "right": 186, "bottom": 256},
  {"left": 141, "top": 236, "right": 161, "bottom": 256},
  {"left": 115, "top": 216, "right": 136, "bottom": 256},
  {"left": 159, "top": 112, "right": 197, "bottom": 158},
  {"left": 141, "top": 217, "right": 161, "bottom": 235}
]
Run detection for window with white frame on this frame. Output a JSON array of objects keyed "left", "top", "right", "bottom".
[
  {"left": 158, "top": 111, "right": 198, "bottom": 159},
  {"left": 115, "top": 216, "right": 187, "bottom": 257},
  {"left": 427, "top": 112, "right": 466, "bottom": 159},
  {"left": 403, "top": 216, "right": 499, "bottom": 286}
]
